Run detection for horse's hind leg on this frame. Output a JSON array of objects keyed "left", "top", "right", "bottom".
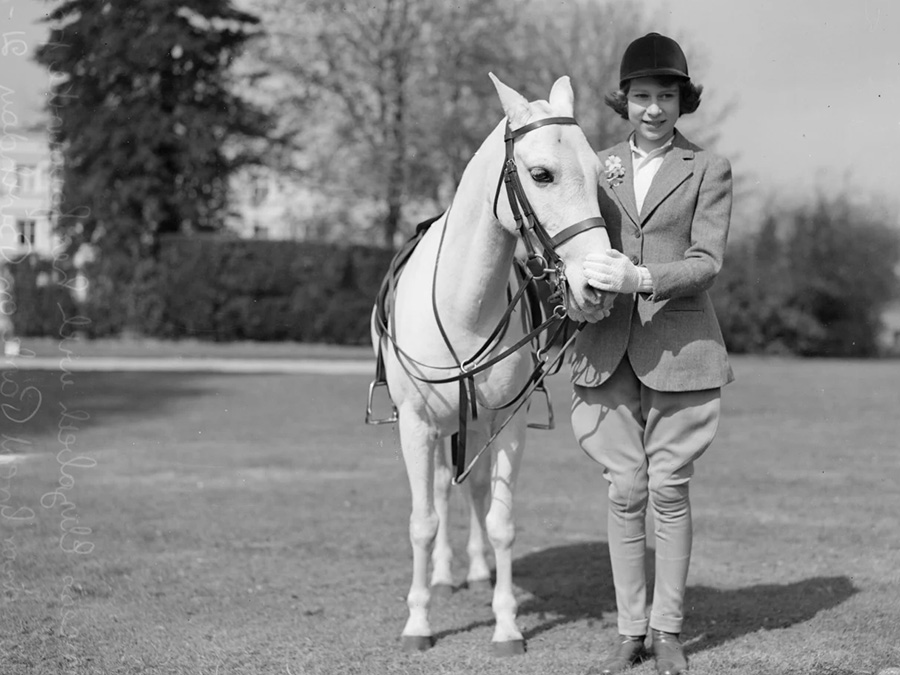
[
  {"left": 486, "top": 420, "right": 527, "bottom": 656},
  {"left": 398, "top": 414, "right": 440, "bottom": 651},
  {"left": 463, "top": 433, "right": 493, "bottom": 591},
  {"left": 430, "top": 438, "right": 454, "bottom": 599}
]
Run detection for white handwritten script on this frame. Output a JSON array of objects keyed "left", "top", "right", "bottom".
[
  {"left": 1, "top": 21, "right": 95, "bottom": 671},
  {"left": 0, "top": 14, "right": 38, "bottom": 624}
]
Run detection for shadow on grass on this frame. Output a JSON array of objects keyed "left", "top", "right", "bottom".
[
  {"left": 511, "top": 541, "right": 858, "bottom": 653},
  {"left": 1, "top": 370, "right": 217, "bottom": 441}
]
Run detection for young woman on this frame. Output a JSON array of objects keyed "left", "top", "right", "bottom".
[{"left": 570, "top": 33, "right": 734, "bottom": 675}]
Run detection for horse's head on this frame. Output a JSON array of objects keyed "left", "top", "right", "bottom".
[{"left": 490, "top": 73, "right": 614, "bottom": 324}]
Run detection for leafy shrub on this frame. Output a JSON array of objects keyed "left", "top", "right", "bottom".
[
  {"left": 7, "top": 255, "right": 81, "bottom": 338},
  {"left": 126, "top": 236, "right": 394, "bottom": 343},
  {"left": 712, "top": 193, "right": 900, "bottom": 357}
]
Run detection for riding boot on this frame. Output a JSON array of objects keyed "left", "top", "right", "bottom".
[{"left": 587, "top": 635, "right": 646, "bottom": 675}]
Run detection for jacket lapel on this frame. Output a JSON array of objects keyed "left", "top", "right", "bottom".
[
  {"left": 607, "top": 142, "right": 639, "bottom": 227},
  {"left": 639, "top": 132, "right": 694, "bottom": 225}
]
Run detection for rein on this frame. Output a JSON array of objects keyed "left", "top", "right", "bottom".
[{"left": 370, "top": 115, "right": 604, "bottom": 484}]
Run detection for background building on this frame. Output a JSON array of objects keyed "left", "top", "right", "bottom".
[
  {"left": 0, "top": 133, "right": 57, "bottom": 259},
  {"left": 0, "top": 133, "right": 57, "bottom": 351}
]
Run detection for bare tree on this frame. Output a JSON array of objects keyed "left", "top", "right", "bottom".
[
  {"left": 241, "top": 0, "right": 733, "bottom": 246},
  {"left": 510, "top": 0, "right": 645, "bottom": 150},
  {"left": 243, "top": 0, "right": 529, "bottom": 246}
]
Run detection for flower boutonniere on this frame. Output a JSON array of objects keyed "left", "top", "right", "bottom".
[{"left": 604, "top": 155, "right": 626, "bottom": 187}]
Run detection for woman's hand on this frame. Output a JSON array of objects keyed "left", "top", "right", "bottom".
[{"left": 584, "top": 249, "right": 644, "bottom": 294}]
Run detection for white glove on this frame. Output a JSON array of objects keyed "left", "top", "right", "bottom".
[{"left": 584, "top": 249, "right": 645, "bottom": 294}]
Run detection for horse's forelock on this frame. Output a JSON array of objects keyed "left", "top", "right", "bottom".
[{"left": 502, "top": 98, "right": 550, "bottom": 130}]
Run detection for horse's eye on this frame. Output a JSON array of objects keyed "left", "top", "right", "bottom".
[{"left": 530, "top": 168, "right": 554, "bottom": 184}]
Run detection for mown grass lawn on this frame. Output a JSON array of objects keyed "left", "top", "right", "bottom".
[{"left": 1, "top": 355, "right": 898, "bottom": 674}]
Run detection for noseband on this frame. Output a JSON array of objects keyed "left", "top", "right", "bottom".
[{"left": 493, "top": 116, "right": 605, "bottom": 313}]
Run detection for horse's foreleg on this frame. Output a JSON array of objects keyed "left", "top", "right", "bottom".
[
  {"left": 398, "top": 414, "right": 440, "bottom": 651},
  {"left": 486, "top": 419, "right": 527, "bottom": 655},
  {"left": 463, "top": 433, "right": 493, "bottom": 590},
  {"left": 430, "top": 438, "right": 454, "bottom": 598}
]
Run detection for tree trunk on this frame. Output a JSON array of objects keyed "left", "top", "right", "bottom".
[{"left": 382, "top": 2, "right": 409, "bottom": 249}]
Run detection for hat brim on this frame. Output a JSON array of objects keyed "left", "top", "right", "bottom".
[{"left": 621, "top": 68, "right": 690, "bottom": 86}]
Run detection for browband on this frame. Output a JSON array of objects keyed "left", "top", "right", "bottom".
[{"left": 506, "top": 116, "right": 578, "bottom": 141}]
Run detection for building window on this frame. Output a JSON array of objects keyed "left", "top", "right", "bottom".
[{"left": 17, "top": 219, "right": 36, "bottom": 245}]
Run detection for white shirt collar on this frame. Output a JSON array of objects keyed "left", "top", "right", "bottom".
[
  {"left": 628, "top": 132, "right": 676, "bottom": 215},
  {"left": 629, "top": 132, "right": 676, "bottom": 161}
]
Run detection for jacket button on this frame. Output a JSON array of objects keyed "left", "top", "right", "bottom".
[
  {"left": 634, "top": 230, "right": 642, "bottom": 238},
  {"left": 631, "top": 256, "right": 639, "bottom": 265}
]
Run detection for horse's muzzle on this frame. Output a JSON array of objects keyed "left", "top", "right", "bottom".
[{"left": 569, "top": 284, "right": 613, "bottom": 323}]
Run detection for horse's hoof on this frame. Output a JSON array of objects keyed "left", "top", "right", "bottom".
[
  {"left": 401, "top": 634, "right": 434, "bottom": 652},
  {"left": 430, "top": 583, "right": 454, "bottom": 600},
  {"left": 491, "top": 639, "right": 526, "bottom": 657},
  {"left": 465, "top": 578, "right": 493, "bottom": 592}
]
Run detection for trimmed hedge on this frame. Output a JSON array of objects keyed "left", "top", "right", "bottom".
[
  {"left": 129, "top": 237, "right": 395, "bottom": 344},
  {"left": 7, "top": 255, "right": 81, "bottom": 338}
]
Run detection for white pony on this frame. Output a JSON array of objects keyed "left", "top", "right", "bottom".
[{"left": 371, "top": 74, "right": 612, "bottom": 655}]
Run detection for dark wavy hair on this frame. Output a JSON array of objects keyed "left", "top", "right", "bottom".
[{"left": 603, "top": 76, "right": 703, "bottom": 120}]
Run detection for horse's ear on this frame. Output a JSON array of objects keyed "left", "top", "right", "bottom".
[
  {"left": 548, "top": 76, "right": 575, "bottom": 116},
  {"left": 489, "top": 72, "right": 530, "bottom": 129}
]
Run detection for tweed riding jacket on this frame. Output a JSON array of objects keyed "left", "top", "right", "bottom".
[{"left": 571, "top": 131, "right": 734, "bottom": 392}]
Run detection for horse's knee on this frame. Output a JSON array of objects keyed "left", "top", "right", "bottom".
[
  {"left": 409, "top": 512, "right": 439, "bottom": 550},
  {"left": 433, "top": 460, "right": 452, "bottom": 496},
  {"left": 485, "top": 510, "right": 515, "bottom": 550}
]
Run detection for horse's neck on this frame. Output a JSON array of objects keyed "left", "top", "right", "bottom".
[{"left": 435, "top": 122, "right": 517, "bottom": 333}]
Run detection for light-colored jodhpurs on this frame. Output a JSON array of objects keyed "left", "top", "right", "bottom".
[{"left": 571, "top": 356, "right": 721, "bottom": 636}]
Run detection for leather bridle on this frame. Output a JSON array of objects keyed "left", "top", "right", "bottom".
[
  {"left": 371, "top": 115, "right": 605, "bottom": 484},
  {"left": 493, "top": 116, "right": 605, "bottom": 315}
]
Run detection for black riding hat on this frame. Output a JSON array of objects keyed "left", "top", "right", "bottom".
[{"left": 620, "top": 32, "right": 689, "bottom": 88}]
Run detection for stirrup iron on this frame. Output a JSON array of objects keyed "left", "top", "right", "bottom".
[
  {"left": 527, "top": 381, "right": 554, "bottom": 430},
  {"left": 365, "top": 380, "right": 398, "bottom": 425}
]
